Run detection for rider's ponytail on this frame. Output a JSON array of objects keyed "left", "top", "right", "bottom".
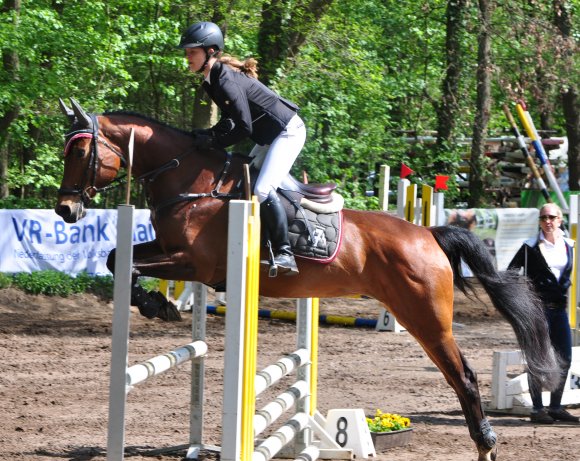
[{"left": 219, "top": 55, "right": 259, "bottom": 79}]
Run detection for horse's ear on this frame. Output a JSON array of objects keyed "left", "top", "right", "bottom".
[
  {"left": 59, "top": 98, "right": 75, "bottom": 122},
  {"left": 69, "top": 98, "right": 93, "bottom": 128}
]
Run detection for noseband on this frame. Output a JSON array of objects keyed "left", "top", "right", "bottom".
[{"left": 58, "top": 114, "right": 126, "bottom": 206}]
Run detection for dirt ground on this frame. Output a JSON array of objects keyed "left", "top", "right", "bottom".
[{"left": 1, "top": 286, "right": 579, "bottom": 461}]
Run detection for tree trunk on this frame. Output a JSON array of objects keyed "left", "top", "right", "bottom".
[
  {"left": 189, "top": 7, "right": 228, "bottom": 130},
  {"left": 468, "top": 0, "right": 494, "bottom": 207},
  {"left": 552, "top": 0, "right": 580, "bottom": 191},
  {"left": 562, "top": 87, "right": 580, "bottom": 191},
  {"left": 258, "top": 0, "right": 334, "bottom": 86},
  {"left": 434, "top": 0, "right": 468, "bottom": 170},
  {"left": 192, "top": 86, "right": 219, "bottom": 129},
  {"left": 0, "top": 0, "right": 21, "bottom": 198}
]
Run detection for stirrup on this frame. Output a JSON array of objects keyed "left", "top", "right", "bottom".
[{"left": 260, "top": 242, "right": 298, "bottom": 277}]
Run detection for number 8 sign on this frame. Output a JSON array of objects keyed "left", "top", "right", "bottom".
[{"left": 322, "top": 409, "right": 376, "bottom": 458}]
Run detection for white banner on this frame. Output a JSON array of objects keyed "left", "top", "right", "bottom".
[
  {"left": 445, "top": 208, "right": 539, "bottom": 271},
  {"left": 0, "top": 209, "right": 155, "bottom": 276}
]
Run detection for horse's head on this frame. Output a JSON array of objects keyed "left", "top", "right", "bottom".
[{"left": 55, "top": 98, "right": 126, "bottom": 223}]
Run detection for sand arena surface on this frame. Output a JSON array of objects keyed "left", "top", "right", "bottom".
[{"left": 1, "top": 286, "right": 579, "bottom": 461}]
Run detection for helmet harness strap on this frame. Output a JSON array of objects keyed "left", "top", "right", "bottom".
[{"left": 198, "top": 47, "right": 220, "bottom": 73}]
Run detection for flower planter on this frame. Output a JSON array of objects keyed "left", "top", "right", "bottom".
[{"left": 370, "top": 428, "right": 414, "bottom": 451}]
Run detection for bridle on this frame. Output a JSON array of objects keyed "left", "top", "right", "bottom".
[
  {"left": 58, "top": 113, "right": 127, "bottom": 206},
  {"left": 58, "top": 103, "right": 243, "bottom": 213}
]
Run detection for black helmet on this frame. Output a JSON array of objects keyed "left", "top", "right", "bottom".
[{"left": 179, "top": 22, "right": 224, "bottom": 51}]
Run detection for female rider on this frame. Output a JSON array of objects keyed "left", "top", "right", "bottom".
[{"left": 179, "top": 21, "right": 305, "bottom": 276}]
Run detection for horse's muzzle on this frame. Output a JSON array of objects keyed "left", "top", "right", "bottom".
[{"left": 55, "top": 201, "right": 86, "bottom": 223}]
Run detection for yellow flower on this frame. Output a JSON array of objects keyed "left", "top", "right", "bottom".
[{"left": 367, "top": 409, "right": 411, "bottom": 433}]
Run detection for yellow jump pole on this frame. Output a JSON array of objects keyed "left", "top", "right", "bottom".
[
  {"left": 309, "top": 297, "right": 320, "bottom": 416},
  {"left": 240, "top": 196, "right": 260, "bottom": 461}
]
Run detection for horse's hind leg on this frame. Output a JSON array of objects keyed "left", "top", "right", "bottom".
[{"left": 420, "top": 335, "right": 497, "bottom": 461}]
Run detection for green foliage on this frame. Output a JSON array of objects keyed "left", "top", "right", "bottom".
[
  {"left": 2, "top": 271, "right": 162, "bottom": 299},
  {"left": 9, "top": 271, "right": 114, "bottom": 298},
  {"left": 0, "top": 0, "right": 577, "bottom": 208},
  {"left": 138, "top": 277, "right": 160, "bottom": 292},
  {"left": 0, "top": 195, "right": 55, "bottom": 209},
  {"left": 0, "top": 273, "right": 12, "bottom": 289}
]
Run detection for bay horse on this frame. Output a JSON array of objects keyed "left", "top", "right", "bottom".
[{"left": 55, "top": 98, "right": 559, "bottom": 461}]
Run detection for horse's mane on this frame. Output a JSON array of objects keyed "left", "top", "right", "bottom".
[
  {"left": 103, "top": 110, "right": 193, "bottom": 137},
  {"left": 103, "top": 109, "right": 249, "bottom": 163}
]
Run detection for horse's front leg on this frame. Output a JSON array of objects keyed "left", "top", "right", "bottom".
[{"left": 107, "top": 240, "right": 196, "bottom": 322}]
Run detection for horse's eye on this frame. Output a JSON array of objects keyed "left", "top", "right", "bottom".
[{"left": 73, "top": 147, "right": 86, "bottom": 158}]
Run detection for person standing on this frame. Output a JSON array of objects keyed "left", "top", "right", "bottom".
[
  {"left": 178, "top": 21, "right": 305, "bottom": 276},
  {"left": 508, "top": 203, "right": 579, "bottom": 424}
]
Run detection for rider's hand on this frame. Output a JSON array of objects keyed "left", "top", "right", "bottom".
[
  {"left": 191, "top": 128, "right": 212, "bottom": 137},
  {"left": 192, "top": 132, "right": 215, "bottom": 150}
]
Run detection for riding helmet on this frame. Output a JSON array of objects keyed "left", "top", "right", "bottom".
[{"left": 178, "top": 22, "right": 224, "bottom": 51}]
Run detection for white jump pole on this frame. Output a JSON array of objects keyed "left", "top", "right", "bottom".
[
  {"left": 221, "top": 200, "right": 252, "bottom": 461},
  {"left": 106, "top": 204, "right": 135, "bottom": 461}
]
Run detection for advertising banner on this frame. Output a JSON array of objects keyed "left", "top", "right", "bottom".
[
  {"left": 445, "top": 208, "right": 539, "bottom": 271},
  {"left": 0, "top": 207, "right": 541, "bottom": 276},
  {"left": 0, "top": 209, "right": 155, "bottom": 276}
]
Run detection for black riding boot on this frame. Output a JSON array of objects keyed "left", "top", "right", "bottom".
[{"left": 260, "top": 191, "right": 299, "bottom": 276}]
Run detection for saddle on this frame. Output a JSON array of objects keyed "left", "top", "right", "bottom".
[{"left": 246, "top": 164, "right": 344, "bottom": 263}]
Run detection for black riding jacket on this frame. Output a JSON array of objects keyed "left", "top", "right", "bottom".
[
  {"left": 507, "top": 235, "right": 574, "bottom": 308},
  {"left": 202, "top": 61, "right": 299, "bottom": 148}
]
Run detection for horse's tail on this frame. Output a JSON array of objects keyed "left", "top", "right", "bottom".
[{"left": 430, "top": 225, "right": 560, "bottom": 389}]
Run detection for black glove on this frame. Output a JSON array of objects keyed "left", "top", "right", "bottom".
[
  {"left": 191, "top": 128, "right": 212, "bottom": 137},
  {"left": 192, "top": 131, "right": 215, "bottom": 150}
]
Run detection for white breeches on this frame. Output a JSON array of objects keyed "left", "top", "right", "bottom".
[{"left": 250, "top": 114, "right": 306, "bottom": 203}]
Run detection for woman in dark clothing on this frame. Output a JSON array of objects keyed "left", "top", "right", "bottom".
[
  {"left": 179, "top": 21, "right": 306, "bottom": 276},
  {"left": 508, "top": 203, "right": 579, "bottom": 424}
]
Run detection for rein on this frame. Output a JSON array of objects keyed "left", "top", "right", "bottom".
[
  {"left": 60, "top": 112, "right": 242, "bottom": 211},
  {"left": 145, "top": 150, "right": 243, "bottom": 213}
]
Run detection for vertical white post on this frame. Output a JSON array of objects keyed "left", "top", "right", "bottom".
[
  {"left": 107, "top": 205, "right": 135, "bottom": 461},
  {"left": 490, "top": 351, "right": 508, "bottom": 410},
  {"left": 221, "top": 201, "right": 251, "bottom": 461},
  {"left": 434, "top": 192, "right": 446, "bottom": 226},
  {"left": 378, "top": 165, "right": 390, "bottom": 212},
  {"left": 187, "top": 282, "right": 207, "bottom": 459},
  {"left": 396, "top": 179, "right": 410, "bottom": 218},
  {"left": 295, "top": 298, "right": 313, "bottom": 454}
]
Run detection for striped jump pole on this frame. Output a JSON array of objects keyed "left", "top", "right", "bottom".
[
  {"left": 515, "top": 101, "right": 569, "bottom": 212},
  {"left": 503, "top": 104, "right": 551, "bottom": 203}
]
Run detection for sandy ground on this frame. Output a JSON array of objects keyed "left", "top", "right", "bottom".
[{"left": 1, "top": 286, "right": 579, "bottom": 461}]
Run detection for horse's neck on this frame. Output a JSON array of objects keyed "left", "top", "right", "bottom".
[{"left": 101, "top": 118, "right": 191, "bottom": 177}]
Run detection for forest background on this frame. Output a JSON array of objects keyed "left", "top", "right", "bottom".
[{"left": 0, "top": 0, "right": 578, "bottom": 210}]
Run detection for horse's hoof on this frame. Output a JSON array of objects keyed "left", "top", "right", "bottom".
[
  {"left": 157, "top": 298, "right": 182, "bottom": 322},
  {"left": 134, "top": 290, "right": 182, "bottom": 321},
  {"left": 477, "top": 445, "right": 498, "bottom": 461}
]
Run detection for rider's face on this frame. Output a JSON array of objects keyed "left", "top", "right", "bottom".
[{"left": 184, "top": 47, "right": 205, "bottom": 73}]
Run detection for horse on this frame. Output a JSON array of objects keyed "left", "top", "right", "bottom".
[{"left": 55, "top": 98, "right": 560, "bottom": 461}]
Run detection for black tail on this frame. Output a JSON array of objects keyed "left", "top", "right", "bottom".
[{"left": 430, "top": 225, "right": 560, "bottom": 389}]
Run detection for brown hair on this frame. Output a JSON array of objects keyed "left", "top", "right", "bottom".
[{"left": 218, "top": 55, "right": 259, "bottom": 79}]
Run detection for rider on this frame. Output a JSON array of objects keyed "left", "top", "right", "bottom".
[{"left": 179, "top": 21, "right": 305, "bottom": 276}]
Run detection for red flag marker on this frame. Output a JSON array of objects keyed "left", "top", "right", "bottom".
[
  {"left": 400, "top": 163, "right": 414, "bottom": 179},
  {"left": 435, "top": 175, "right": 449, "bottom": 191}
]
